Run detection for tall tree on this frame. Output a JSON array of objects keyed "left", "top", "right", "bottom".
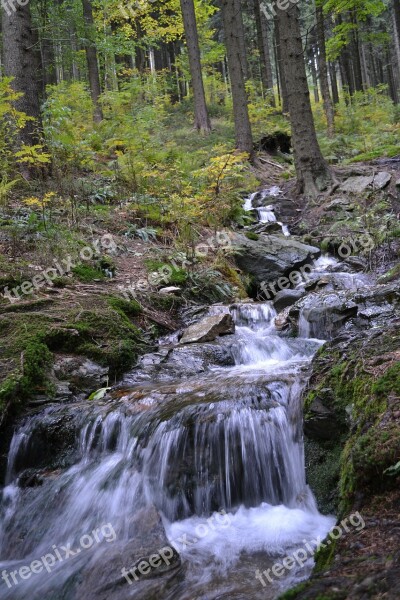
[
  {"left": 220, "top": 0, "right": 253, "bottom": 155},
  {"left": 315, "top": 3, "right": 335, "bottom": 136},
  {"left": 180, "top": 0, "right": 211, "bottom": 133},
  {"left": 233, "top": 0, "right": 249, "bottom": 80},
  {"left": 276, "top": 4, "right": 333, "bottom": 196},
  {"left": 254, "top": 0, "right": 275, "bottom": 105},
  {"left": 274, "top": 15, "right": 289, "bottom": 113},
  {"left": 82, "top": 0, "right": 103, "bottom": 123},
  {"left": 2, "top": 3, "right": 42, "bottom": 146}
]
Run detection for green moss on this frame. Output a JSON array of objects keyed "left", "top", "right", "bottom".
[
  {"left": 244, "top": 231, "right": 259, "bottom": 241},
  {"left": 145, "top": 259, "right": 188, "bottom": 285},
  {"left": 372, "top": 363, "right": 400, "bottom": 398},
  {"left": 45, "top": 308, "right": 145, "bottom": 376},
  {"left": 277, "top": 582, "right": 311, "bottom": 599},
  {"left": 72, "top": 264, "right": 104, "bottom": 282},
  {"left": 377, "top": 263, "right": 400, "bottom": 283},
  {"left": 0, "top": 338, "right": 53, "bottom": 416},
  {"left": 314, "top": 534, "right": 338, "bottom": 572},
  {"left": 147, "top": 292, "right": 183, "bottom": 311},
  {"left": 107, "top": 296, "right": 142, "bottom": 317}
]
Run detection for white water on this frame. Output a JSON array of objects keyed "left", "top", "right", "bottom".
[
  {"left": 0, "top": 187, "right": 343, "bottom": 600},
  {"left": 243, "top": 187, "right": 290, "bottom": 236}
]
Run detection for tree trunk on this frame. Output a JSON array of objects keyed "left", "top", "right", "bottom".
[
  {"left": 393, "top": 0, "right": 400, "bottom": 77},
  {"left": 276, "top": 4, "right": 332, "bottom": 196},
  {"left": 316, "top": 5, "right": 335, "bottom": 137},
  {"left": 82, "top": 0, "right": 103, "bottom": 123},
  {"left": 254, "top": 0, "right": 275, "bottom": 105},
  {"left": 233, "top": 0, "right": 248, "bottom": 81},
  {"left": 179, "top": 0, "right": 211, "bottom": 133},
  {"left": 386, "top": 50, "right": 399, "bottom": 104},
  {"left": 350, "top": 23, "right": 364, "bottom": 92},
  {"left": 221, "top": 0, "right": 253, "bottom": 155},
  {"left": 2, "top": 3, "right": 42, "bottom": 145},
  {"left": 274, "top": 15, "right": 288, "bottom": 113},
  {"left": 329, "top": 62, "right": 340, "bottom": 104}
]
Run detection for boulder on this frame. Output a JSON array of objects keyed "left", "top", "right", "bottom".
[
  {"left": 340, "top": 176, "right": 374, "bottom": 193},
  {"left": 53, "top": 356, "right": 109, "bottom": 393},
  {"left": 372, "top": 171, "right": 391, "bottom": 190},
  {"left": 273, "top": 289, "right": 306, "bottom": 312},
  {"left": 179, "top": 313, "right": 235, "bottom": 344},
  {"left": 232, "top": 232, "right": 320, "bottom": 288},
  {"left": 76, "top": 505, "right": 182, "bottom": 600}
]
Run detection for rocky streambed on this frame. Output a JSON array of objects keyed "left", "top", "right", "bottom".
[{"left": 0, "top": 180, "right": 399, "bottom": 600}]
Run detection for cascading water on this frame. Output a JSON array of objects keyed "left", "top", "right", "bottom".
[
  {"left": 0, "top": 198, "right": 339, "bottom": 599},
  {"left": 244, "top": 187, "right": 290, "bottom": 236},
  {"left": 0, "top": 301, "right": 335, "bottom": 599}
]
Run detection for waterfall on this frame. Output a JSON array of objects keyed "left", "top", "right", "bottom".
[
  {"left": 0, "top": 206, "right": 338, "bottom": 599},
  {"left": 243, "top": 187, "right": 291, "bottom": 236}
]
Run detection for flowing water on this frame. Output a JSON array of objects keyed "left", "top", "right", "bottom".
[
  {"left": 0, "top": 193, "right": 340, "bottom": 599},
  {"left": 243, "top": 188, "right": 290, "bottom": 236}
]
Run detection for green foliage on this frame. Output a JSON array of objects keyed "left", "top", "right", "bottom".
[
  {"left": 107, "top": 296, "right": 142, "bottom": 317},
  {"left": 314, "top": 87, "right": 400, "bottom": 163},
  {"left": 72, "top": 264, "right": 104, "bottom": 282},
  {"left": 145, "top": 259, "right": 188, "bottom": 285}
]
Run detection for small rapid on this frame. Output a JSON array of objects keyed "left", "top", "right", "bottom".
[{"left": 0, "top": 193, "right": 342, "bottom": 599}]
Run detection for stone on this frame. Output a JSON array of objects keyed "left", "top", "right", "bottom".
[
  {"left": 232, "top": 232, "right": 320, "bottom": 288},
  {"left": 325, "top": 197, "right": 351, "bottom": 211},
  {"left": 159, "top": 286, "right": 181, "bottom": 295},
  {"left": 372, "top": 171, "right": 391, "bottom": 190},
  {"left": 273, "top": 289, "right": 305, "bottom": 312},
  {"left": 179, "top": 313, "right": 235, "bottom": 344},
  {"left": 76, "top": 505, "right": 182, "bottom": 600},
  {"left": 53, "top": 356, "right": 109, "bottom": 393},
  {"left": 252, "top": 221, "right": 282, "bottom": 234},
  {"left": 396, "top": 178, "right": 400, "bottom": 187},
  {"left": 340, "top": 176, "right": 374, "bottom": 193}
]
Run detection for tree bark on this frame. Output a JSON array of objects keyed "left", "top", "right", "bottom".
[
  {"left": 2, "top": 3, "right": 42, "bottom": 145},
  {"left": 315, "top": 5, "right": 335, "bottom": 137},
  {"left": 329, "top": 62, "right": 340, "bottom": 104},
  {"left": 180, "top": 0, "right": 211, "bottom": 133},
  {"left": 233, "top": 0, "right": 249, "bottom": 80},
  {"left": 221, "top": 0, "right": 253, "bottom": 155},
  {"left": 393, "top": 0, "right": 400, "bottom": 77},
  {"left": 254, "top": 0, "right": 275, "bottom": 105},
  {"left": 274, "top": 15, "right": 288, "bottom": 113},
  {"left": 276, "top": 4, "right": 332, "bottom": 196},
  {"left": 82, "top": 0, "right": 103, "bottom": 123}
]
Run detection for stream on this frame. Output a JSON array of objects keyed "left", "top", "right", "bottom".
[{"left": 0, "top": 190, "right": 366, "bottom": 599}]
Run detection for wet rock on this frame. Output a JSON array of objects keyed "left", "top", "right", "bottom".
[
  {"left": 252, "top": 221, "right": 283, "bottom": 234},
  {"left": 290, "top": 291, "right": 358, "bottom": 339},
  {"left": 340, "top": 176, "right": 374, "bottom": 193},
  {"left": 304, "top": 397, "right": 341, "bottom": 441},
  {"left": 273, "top": 289, "right": 305, "bottom": 312},
  {"left": 122, "top": 342, "right": 235, "bottom": 385},
  {"left": 372, "top": 171, "right": 391, "bottom": 190},
  {"left": 53, "top": 356, "right": 109, "bottom": 393},
  {"left": 76, "top": 505, "right": 183, "bottom": 600},
  {"left": 179, "top": 313, "right": 235, "bottom": 344},
  {"left": 232, "top": 232, "right": 320, "bottom": 288}
]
